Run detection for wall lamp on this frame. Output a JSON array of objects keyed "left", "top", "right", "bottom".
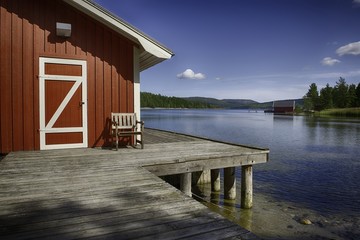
[{"left": 56, "top": 22, "right": 71, "bottom": 37}]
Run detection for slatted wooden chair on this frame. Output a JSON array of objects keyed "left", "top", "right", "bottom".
[{"left": 111, "top": 113, "right": 144, "bottom": 150}]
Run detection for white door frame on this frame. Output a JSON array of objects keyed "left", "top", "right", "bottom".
[{"left": 39, "top": 57, "right": 88, "bottom": 150}]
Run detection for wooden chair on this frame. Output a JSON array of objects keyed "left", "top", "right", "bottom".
[{"left": 111, "top": 113, "right": 144, "bottom": 150}]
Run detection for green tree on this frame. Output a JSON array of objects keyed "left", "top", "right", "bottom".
[
  {"left": 348, "top": 84, "right": 357, "bottom": 107},
  {"left": 333, "top": 77, "right": 348, "bottom": 108},
  {"left": 356, "top": 83, "right": 360, "bottom": 107},
  {"left": 304, "top": 83, "right": 320, "bottom": 110},
  {"left": 319, "top": 83, "right": 333, "bottom": 109}
]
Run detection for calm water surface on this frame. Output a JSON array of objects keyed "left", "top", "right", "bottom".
[{"left": 142, "top": 109, "right": 360, "bottom": 217}]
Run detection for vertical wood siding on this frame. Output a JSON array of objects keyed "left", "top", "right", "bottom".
[{"left": 0, "top": 0, "right": 136, "bottom": 153}]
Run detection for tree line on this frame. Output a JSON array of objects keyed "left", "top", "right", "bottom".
[
  {"left": 140, "top": 92, "right": 213, "bottom": 108},
  {"left": 304, "top": 77, "right": 360, "bottom": 111}
]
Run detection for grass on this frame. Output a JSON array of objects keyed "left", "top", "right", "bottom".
[{"left": 316, "top": 108, "right": 360, "bottom": 118}]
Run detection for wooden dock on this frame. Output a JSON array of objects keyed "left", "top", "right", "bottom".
[{"left": 0, "top": 128, "right": 269, "bottom": 239}]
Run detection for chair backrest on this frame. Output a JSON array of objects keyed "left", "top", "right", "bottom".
[{"left": 111, "top": 113, "right": 137, "bottom": 130}]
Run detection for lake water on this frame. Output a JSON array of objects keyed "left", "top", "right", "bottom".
[{"left": 142, "top": 109, "right": 360, "bottom": 239}]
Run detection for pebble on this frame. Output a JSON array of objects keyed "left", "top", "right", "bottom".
[{"left": 301, "top": 219, "right": 312, "bottom": 225}]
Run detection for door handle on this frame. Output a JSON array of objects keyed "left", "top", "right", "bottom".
[{"left": 79, "top": 101, "right": 85, "bottom": 106}]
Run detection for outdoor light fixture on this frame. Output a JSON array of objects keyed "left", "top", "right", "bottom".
[{"left": 56, "top": 22, "right": 71, "bottom": 37}]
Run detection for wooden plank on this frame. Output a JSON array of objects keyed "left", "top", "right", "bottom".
[
  {"left": 119, "top": 38, "right": 127, "bottom": 112},
  {"left": 75, "top": 13, "right": 87, "bottom": 56},
  {"left": 95, "top": 23, "right": 104, "bottom": 146},
  {"left": 86, "top": 20, "right": 96, "bottom": 147},
  {"left": 63, "top": 4, "right": 76, "bottom": 56},
  {"left": 144, "top": 152, "right": 268, "bottom": 176},
  {"left": 0, "top": 187, "right": 183, "bottom": 217},
  {"left": 11, "top": 0, "right": 24, "bottom": 151},
  {"left": 22, "top": 0, "right": 35, "bottom": 151},
  {"left": 103, "top": 29, "right": 112, "bottom": 145},
  {"left": 0, "top": 187, "right": 187, "bottom": 216},
  {"left": 0, "top": 0, "right": 2, "bottom": 153},
  {"left": 44, "top": 0, "right": 56, "bottom": 53},
  {"left": 126, "top": 44, "right": 134, "bottom": 112},
  {"left": 0, "top": 0, "right": 13, "bottom": 153},
  {"left": 0, "top": 172, "right": 162, "bottom": 195},
  {"left": 179, "top": 225, "right": 253, "bottom": 240},
  {"left": 134, "top": 221, "right": 242, "bottom": 240},
  {"left": 2, "top": 201, "right": 206, "bottom": 239},
  {"left": 111, "top": 34, "right": 119, "bottom": 112},
  {"left": 54, "top": 0, "right": 66, "bottom": 55},
  {"left": 32, "top": 0, "right": 44, "bottom": 151}
]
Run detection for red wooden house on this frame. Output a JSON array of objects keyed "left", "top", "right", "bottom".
[{"left": 0, "top": 0, "right": 173, "bottom": 153}]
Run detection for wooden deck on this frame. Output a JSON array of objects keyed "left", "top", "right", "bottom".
[{"left": 0, "top": 129, "right": 268, "bottom": 239}]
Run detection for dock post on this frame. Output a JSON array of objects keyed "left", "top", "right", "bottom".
[
  {"left": 241, "top": 165, "right": 253, "bottom": 209},
  {"left": 211, "top": 169, "right": 221, "bottom": 192},
  {"left": 224, "top": 167, "right": 236, "bottom": 200},
  {"left": 180, "top": 172, "right": 192, "bottom": 197}
]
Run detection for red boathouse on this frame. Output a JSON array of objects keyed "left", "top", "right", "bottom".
[{"left": 0, "top": 0, "right": 173, "bottom": 153}]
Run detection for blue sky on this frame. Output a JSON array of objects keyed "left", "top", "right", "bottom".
[{"left": 94, "top": 0, "right": 360, "bottom": 102}]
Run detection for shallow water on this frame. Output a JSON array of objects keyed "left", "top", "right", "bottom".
[{"left": 142, "top": 109, "right": 360, "bottom": 239}]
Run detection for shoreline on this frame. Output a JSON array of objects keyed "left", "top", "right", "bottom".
[{"left": 192, "top": 182, "right": 360, "bottom": 240}]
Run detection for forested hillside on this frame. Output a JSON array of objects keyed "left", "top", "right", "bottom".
[
  {"left": 141, "top": 92, "right": 303, "bottom": 109},
  {"left": 140, "top": 92, "right": 213, "bottom": 108}
]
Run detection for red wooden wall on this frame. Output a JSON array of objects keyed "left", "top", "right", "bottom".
[{"left": 0, "top": 0, "right": 135, "bottom": 153}]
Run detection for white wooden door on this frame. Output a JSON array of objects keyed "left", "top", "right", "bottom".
[{"left": 39, "top": 57, "right": 88, "bottom": 150}]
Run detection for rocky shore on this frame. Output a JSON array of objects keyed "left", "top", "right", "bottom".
[{"left": 193, "top": 184, "right": 360, "bottom": 240}]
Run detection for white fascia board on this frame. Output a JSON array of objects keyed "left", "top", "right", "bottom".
[{"left": 63, "top": 0, "right": 173, "bottom": 69}]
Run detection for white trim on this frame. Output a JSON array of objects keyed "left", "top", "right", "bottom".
[
  {"left": 133, "top": 47, "right": 141, "bottom": 144},
  {"left": 39, "top": 57, "right": 88, "bottom": 150},
  {"left": 39, "top": 76, "right": 83, "bottom": 81},
  {"left": 42, "top": 143, "right": 88, "bottom": 150},
  {"left": 40, "top": 127, "right": 84, "bottom": 133},
  {"left": 133, "top": 47, "right": 141, "bottom": 120}
]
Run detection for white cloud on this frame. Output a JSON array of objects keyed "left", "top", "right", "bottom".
[
  {"left": 336, "top": 41, "right": 360, "bottom": 56},
  {"left": 321, "top": 57, "right": 340, "bottom": 66},
  {"left": 176, "top": 69, "right": 206, "bottom": 80},
  {"left": 353, "top": 0, "right": 360, "bottom": 4}
]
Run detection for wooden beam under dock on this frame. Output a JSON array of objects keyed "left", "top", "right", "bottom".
[{"left": 241, "top": 165, "right": 254, "bottom": 209}]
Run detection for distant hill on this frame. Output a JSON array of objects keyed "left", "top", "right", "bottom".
[
  {"left": 141, "top": 92, "right": 303, "bottom": 109},
  {"left": 184, "top": 97, "right": 258, "bottom": 109},
  {"left": 185, "top": 97, "right": 304, "bottom": 109}
]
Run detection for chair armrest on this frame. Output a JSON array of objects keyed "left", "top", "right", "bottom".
[{"left": 136, "top": 120, "right": 144, "bottom": 131}]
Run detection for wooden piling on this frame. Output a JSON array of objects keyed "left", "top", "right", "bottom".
[
  {"left": 224, "top": 167, "right": 236, "bottom": 200},
  {"left": 193, "top": 170, "right": 211, "bottom": 185},
  {"left": 211, "top": 169, "right": 221, "bottom": 192},
  {"left": 241, "top": 165, "right": 253, "bottom": 209},
  {"left": 180, "top": 172, "right": 192, "bottom": 197}
]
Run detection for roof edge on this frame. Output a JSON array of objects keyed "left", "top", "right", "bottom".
[{"left": 63, "top": 0, "right": 174, "bottom": 69}]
